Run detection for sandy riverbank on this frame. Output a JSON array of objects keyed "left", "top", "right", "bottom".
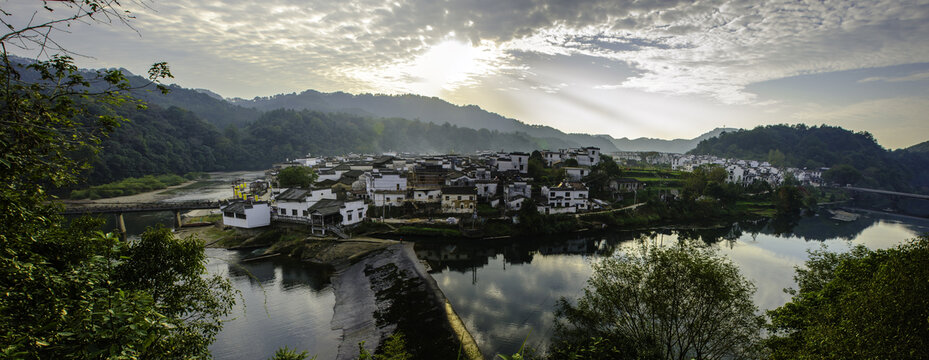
[{"left": 61, "top": 180, "right": 198, "bottom": 205}]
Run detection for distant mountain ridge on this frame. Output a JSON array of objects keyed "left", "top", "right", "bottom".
[
  {"left": 605, "top": 127, "right": 738, "bottom": 153},
  {"left": 230, "top": 90, "right": 733, "bottom": 153}
]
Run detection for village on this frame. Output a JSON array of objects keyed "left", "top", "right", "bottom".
[{"left": 219, "top": 147, "right": 828, "bottom": 235}]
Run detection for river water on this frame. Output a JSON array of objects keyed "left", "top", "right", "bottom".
[
  {"left": 94, "top": 175, "right": 929, "bottom": 359},
  {"left": 419, "top": 213, "right": 929, "bottom": 357}
]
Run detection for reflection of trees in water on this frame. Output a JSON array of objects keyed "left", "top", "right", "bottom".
[
  {"left": 279, "top": 262, "right": 333, "bottom": 291},
  {"left": 415, "top": 212, "right": 929, "bottom": 272},
  {"left": 226, "top": 255, "right": 332, "bottom": 291},
  {"left": 229, "top": 260, "right": 276, "bottom": 284}
]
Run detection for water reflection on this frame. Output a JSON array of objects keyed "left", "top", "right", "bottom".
[
  {"left": 424, "top": 211, "right": 929, "bottom": 358},
  {"left": 206, "top": 248, "right": 340, "bottom": 360}
]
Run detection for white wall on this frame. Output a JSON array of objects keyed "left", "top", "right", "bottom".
[
  {"left": 222, "top": 203, "right": 271, "bottom": 228},
  {"left": 340, "top": 200, "right": 368, "bottom": 226}
]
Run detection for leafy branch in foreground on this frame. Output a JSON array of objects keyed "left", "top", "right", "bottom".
[
  {"left": 766, "top": 235, "right": 929, "bottom": 359},
  {"left": 1, "top": 1, "right": 233, "bottom": 359}
]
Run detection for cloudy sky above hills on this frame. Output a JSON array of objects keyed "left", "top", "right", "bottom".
[{"left": 6, "top": 0, "right": 929, "bottom": 148}]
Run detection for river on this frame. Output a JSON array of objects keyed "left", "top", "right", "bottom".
[
  {"left": 93, "top": 175, "right": 929, "bottom": 359},
  {"left": 419, "top": 213, "right": 929, "bottom": 357}
]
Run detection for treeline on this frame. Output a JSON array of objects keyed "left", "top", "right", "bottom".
[
  {"left": 80, "top": 105, "right": 555, "bottom": 186},
  {"left": 689, "top": 124, "right": 929, "bottom": 193}
]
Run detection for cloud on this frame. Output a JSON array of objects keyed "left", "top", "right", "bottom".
[
  {"left": 7, "top": 0, "right": 929, "bottom": 103},
  {"left": 859, "top": 71, "right": 929, "bottom": 83}
]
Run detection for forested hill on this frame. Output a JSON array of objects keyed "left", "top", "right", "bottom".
[
  {"left": 230, "top": 90, "right": 620, "bottom": 151},
  {"left": 82, "top": 105, "right": 570, "bottom": 185},
  {"left": 689, "top": 124, "right": 929, "bottom": 193},
  {"left": 907, "top": 140, "right": 929, "bottom": 153}
]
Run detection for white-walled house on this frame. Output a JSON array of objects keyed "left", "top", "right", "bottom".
[
  {"left": 495, "top": 152, "right": 530, "bottom": 173},
  {"left": 541, "top": 183, "right": 589, "bottom": 213},
  {"left": 371, "top": 191, "right": 406, "bottom": 207},
  {"left": 475, "top": 180, "right": 499, "bottom": 199},
  {"left": 275, "top": 188, "right": 314, "bottom": 217},
  {"left": 574, "top": 147, "right": 601, "bottom": 166},
  {"left": 442, "top": 187, "right": 478, "bottom": 214},
  {"left": 221, "top": 201, "right": 271, "bottom": 228},
  {"left": 504, "top": 181, "right": 531, "bottom": 199},
  {"left": 564, "top": 167, "right": 590, "bottom": 181},
  {"left": 274, "top": 187, "right": 336, "bottom": 217},
  {"left": 365, "top": 170, "right": 407, "bottom": 197},
  {"left": 412, "top": 188, "right": 442, "bottom": 203}
]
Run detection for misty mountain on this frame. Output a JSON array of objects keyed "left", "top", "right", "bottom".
[
  {"left": 230, "top": 90, "right": 621, "bottom": 151},
  {"left": 605, "top": 127, "right": 738, "bottom": 153}
]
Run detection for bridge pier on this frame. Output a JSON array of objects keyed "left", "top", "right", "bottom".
[
  {"left": 174, "top": 210, "right": 183, "bottom": 229},
  {"left": 115, "top": 213, "right": 127, "bottom": 241}
]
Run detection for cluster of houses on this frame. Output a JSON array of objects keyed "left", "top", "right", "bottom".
[
  {"left": 614, "top": 152, "right": 825, "bottom": 187},
  {"left": 668, "top": 154, "right": 824, "bottom": 186},
  {"left": 220, "top": 147, "right": 611, "bottom": 232}
]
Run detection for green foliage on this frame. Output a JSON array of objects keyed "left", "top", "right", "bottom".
[
  {"left": 1, "top": 3, "right": 234, "bottom": 358},
  {"left": 554, "top": 240, "right": 763, "bottom": 360},
  {"left": 269, "top": 346, "right": 314, "bottom": 360},
  {"left": 583, "top": 155, "right": 624, "bottom": 199},
  {"left": 822, "top": 164, "right": 861, "bottom": 186},
  {"left": 277, "top": 166, "right": 319, "bottom": 188},
  {"left": 69, "top": 174, "right": 189, "bottom": 199},
  {"left": 765, "top": 236, "right": 929, "bottom": 359}
]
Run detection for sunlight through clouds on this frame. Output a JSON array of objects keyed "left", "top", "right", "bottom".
[{"left": 349, "top": 39, "right": 519, "bottom": 96}]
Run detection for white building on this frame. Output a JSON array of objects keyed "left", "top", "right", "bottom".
[
  {"left": 504, "top": 181, "right": 532, "bottom": 199},
  {"left": 541, "top": 182, "right": 589, "bottom": 213},
  {"left": 495, "top": 152, "right": 530, "bottom": 173},
  {"left": 475, "top": 180, "right": 499, "bottom": 199},
  {"left": 442, "top": 187, "right": 478, "bottom": 214},
  {"left": 575, "top": 147, "right": 601, "bottom": 166},
  {"left": 365, "top": 170, "right": 407, "bottom": 198},
  {"left": 221, "top": 201, "right": 271, "bottom": 228},
  {"left": 412, "top": 188, "right": 442, "bottom": 203},
  {"left": 371, "top": 191, "right": 406, "bottom": 207},
  {"left": 564, "top": 167, "right": 590, "bottom": 181},
  {"left": 274, "top": 187, "right": 337, "bottom": 217}
]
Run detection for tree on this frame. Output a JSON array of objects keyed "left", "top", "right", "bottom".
[
  {"left": 822, "top": 164, "right": 861, "bottom": 186},
  {"left": 277, "top": 166, "right": 318, "bottom": 188},
  {"left": 1, "top": 2, "right": 234, "bottom": 358},
  {"left": 553, "top": 240, "right": 763, "bottom": 360},
  {"left": 766, "top": 236, "right": 929, "bottom": 359},
  {"left": 773, "top": 185, "right": 804, "bottom": 217}
]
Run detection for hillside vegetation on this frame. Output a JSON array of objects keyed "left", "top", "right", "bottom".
[{"left": 690, "top": 124, "right": 929, "bottom": 193}]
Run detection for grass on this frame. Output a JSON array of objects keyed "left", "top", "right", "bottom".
[{"left": 70, "top": 174, "right": 189, "bottom": 200}]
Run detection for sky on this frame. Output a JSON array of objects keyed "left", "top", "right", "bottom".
[{"left": 5, "top": 0, "right": 929, "bottom": 148}]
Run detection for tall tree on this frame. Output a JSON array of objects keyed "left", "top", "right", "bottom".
[{"left": 277, "top": 166, "right": 319, "bottom": 188}]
